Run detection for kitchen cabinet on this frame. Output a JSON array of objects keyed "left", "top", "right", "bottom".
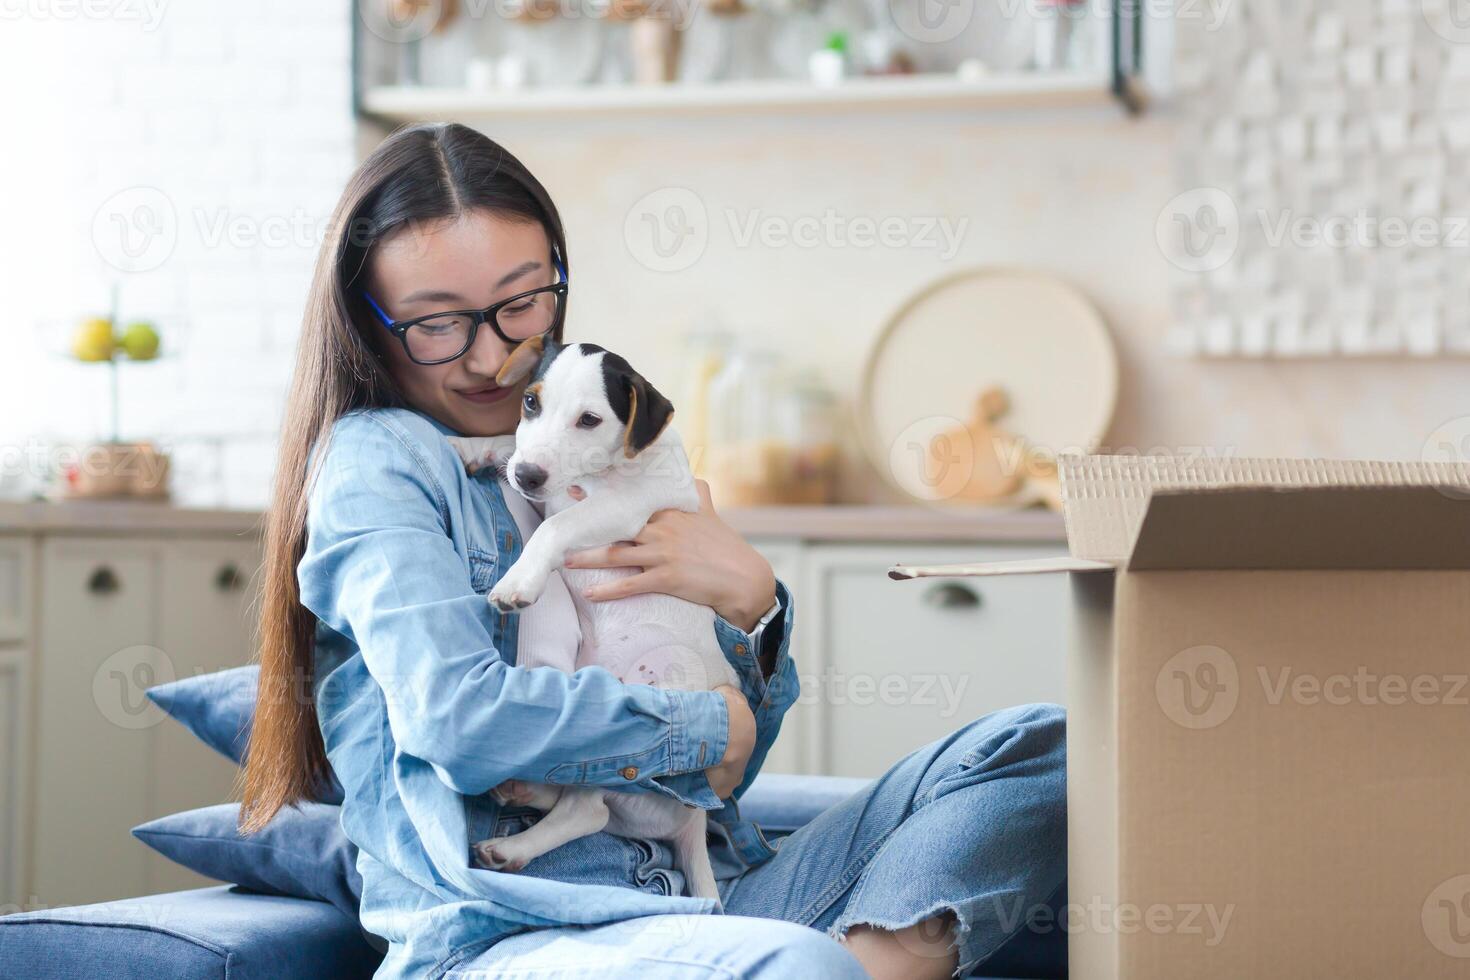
[
  {"left": 7, "top": 522, "right": 261, "bottom": 911},
  {"left": 0, "top": 501, "right": 1070, "bottom": 909},
  {"left": 749, "top": 534, "right": 1070, "bottom": 780}
]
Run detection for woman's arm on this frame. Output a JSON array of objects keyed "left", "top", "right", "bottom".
[{"left": 297, "top": 412, "right": 734, "bottom": 807}]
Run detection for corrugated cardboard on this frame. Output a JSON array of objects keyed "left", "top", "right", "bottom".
[{"left": 891, "top": 455, "right": 1470, "bottom": 979}]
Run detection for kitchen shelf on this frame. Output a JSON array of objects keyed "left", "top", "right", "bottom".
[{"left": 358, "top": 71, "right": 1115, "bottom": 122}]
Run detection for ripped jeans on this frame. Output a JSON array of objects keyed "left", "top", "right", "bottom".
[{"left": 442, "top": 703, "right": 1068, "bottom": 980}]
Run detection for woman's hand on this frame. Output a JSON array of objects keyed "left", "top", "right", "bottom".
[
  {"left": 564, "top": 480, "right": 777, "bottom": 632},
  {"left": 707, "top": 685, "right": 757, "bottom": 798}
]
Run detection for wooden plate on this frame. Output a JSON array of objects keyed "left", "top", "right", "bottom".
[{"left": 858, "top": 268, "right": 1118, "bottom": 506}]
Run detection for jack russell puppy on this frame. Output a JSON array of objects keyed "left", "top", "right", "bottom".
[{"left": 446, "top": 334, "right": 739, "bottom": 907}]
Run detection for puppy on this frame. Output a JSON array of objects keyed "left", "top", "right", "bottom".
[{"left": 446, "top": 335, "right": 739, "bottom": 906}]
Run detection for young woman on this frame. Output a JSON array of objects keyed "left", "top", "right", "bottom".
[{"left": 241, "top": 122, "right": 1067, "bottom": 980}]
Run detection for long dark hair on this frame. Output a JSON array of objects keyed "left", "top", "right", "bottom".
[{"left": 240, "top": 123, "right": 567, "bottom": 833}]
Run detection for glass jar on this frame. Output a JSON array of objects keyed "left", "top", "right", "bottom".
[
  {"left": 705, "top": 348, "right": 784, "bottom": 507},
  {"left": 673, "top": 329, "right": 732, "bottom": 481},
  {"left": 778, "top": 372, "right": 840, "bottom": 505}
]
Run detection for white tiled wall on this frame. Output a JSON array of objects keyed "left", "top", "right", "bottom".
[
  {"left": 0, "top": 2, "right": 355, "bottom": 509},
  {"left": 1167, "top": 0, "right": 1470, "bottom": 357}
]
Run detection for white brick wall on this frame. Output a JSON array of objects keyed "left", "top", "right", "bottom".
[
  {"left": 1167, "top": 0, "right": 1470, "bottom": 358},
  {"left": 0, "top": 3, "right": 355, "bottom": 508}
]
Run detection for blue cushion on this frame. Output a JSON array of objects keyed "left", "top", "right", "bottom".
[
  {"left": 132, "top": 802, "right": 361, "bottom": 918},
  {"left": 0, "top": 886, "right": 381, "bottom": 980},
  {"left": 146, "top": 665, "right": 344, "bottom": 804},
  {"left": 127, "top": 778, "right": 863, "bottom": 916},
  {"left": 735, "top": 774, "right": 869, "bottom": 833}
]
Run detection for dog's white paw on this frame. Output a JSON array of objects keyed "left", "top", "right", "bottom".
[
  {"left": 488, "top": 564, "right": 546, "bottom": 612},
  {"left": 446, "top": 436, "right": 514, "bottom": 476},
  {"left": 491, "top": 779, "right": 533, "bottom": 807},
  {"left": 473, "top": 837, "right": 533, "bottom": 872}
]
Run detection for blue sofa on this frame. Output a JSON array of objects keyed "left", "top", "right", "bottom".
[
  {"left": 0, "top": 775, "right": 865, "bottom": 979},
  {"left": 0, "top": 773, "right": 1067, "bottom": 978}
]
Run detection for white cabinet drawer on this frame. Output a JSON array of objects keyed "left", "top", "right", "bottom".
[
  {"left": 0, "top": 538, "right": 32, "bottom": 645},
  {"left": 32, "top": 535, "right": 262, "bottom": 905},
  {"left": 807, "top": 543, "right": 1069, "bottom": 779},
  {"left": 34, "top": 539, "right": 161, "bottom": 907},
  {"left": 150, "top": 538, "right": 261, "bottom": 894}
]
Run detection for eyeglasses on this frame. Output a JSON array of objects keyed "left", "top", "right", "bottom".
[{"left": 362, "top": 266, "right": 567, "bottom": 366}]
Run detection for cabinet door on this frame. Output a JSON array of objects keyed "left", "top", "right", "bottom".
[
  {"left": 748, "top": 540, "right": 808, "bottom": 775},
  {"left": 0, "top": 647, "right": 31, "bottom": 910},
  {"left": 808, "top": 543, "right": 1069, "bottom": 779},
  {"left": 148, "top": 538, "right": 262, "bottom": 894},
  {"left": 0, "top": 537, "right": 31, "bottom": 645},
  {"left": 33, "top": 539, "right": 163, "bottom": 907},
  {"left": 0, "top": 537, "right": 33, "bottom": 908}
]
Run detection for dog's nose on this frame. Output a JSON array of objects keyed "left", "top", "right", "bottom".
[{"left": 514, "top": 462, "right": 548, "bottom": 492}]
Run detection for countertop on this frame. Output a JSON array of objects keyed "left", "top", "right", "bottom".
[{"left": 0, "top": 499, "right": 1067, "bottom": 543}]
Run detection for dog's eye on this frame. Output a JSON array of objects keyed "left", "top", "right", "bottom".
[
  {"left": 577, "top": 412, "right": 602, "bottom": 429},
  {"left": 522, "top": 392, "right": 539, "bottom": 415}
]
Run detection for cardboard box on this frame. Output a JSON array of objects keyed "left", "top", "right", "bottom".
[{"left": 891, "top": 455, "right": 1470, "bottom": 979}]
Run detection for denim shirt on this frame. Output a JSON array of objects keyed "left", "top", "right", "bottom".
[{"left": 297, "top": 406, "right": 799, "bottom": 979}]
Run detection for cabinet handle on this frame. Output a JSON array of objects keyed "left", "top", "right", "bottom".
[
  {"left": 88, "top": 566, "right": 121, "bottom": 596},
  {"left": 216, "top": 563, "right": 245, "bottom": 593},
  {"left": 922, "top": 582, "right": 982, "bottom": 610}
]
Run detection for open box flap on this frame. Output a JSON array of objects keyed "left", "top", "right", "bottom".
[
  {"left": 1059, "top": 454, "right": 1470, "bottom": 563},
  {"left": 1128, "top": 484, "right": 1470, "bottom": 570},
  {"left": 888, "top": 556, "right": 1115, "bottom": 580}
]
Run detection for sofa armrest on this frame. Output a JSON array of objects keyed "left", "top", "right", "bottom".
[
  {"left": 0, "top": 886, "right": 381, "bottom": 980},
  {"left": 739, "top": 773, "right": 870, "bottom": 834}
]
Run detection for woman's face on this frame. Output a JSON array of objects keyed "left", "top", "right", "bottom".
[{"left": 365, "top": 210, "right": 556, "bottom": 437}]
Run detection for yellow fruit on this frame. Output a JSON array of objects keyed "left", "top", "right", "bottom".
[
  {"left": 119, "top": 321, "right": 161, "bottom": 361},
  {"left": 72, "top": 317, "right": 116, "bottom": 362}
]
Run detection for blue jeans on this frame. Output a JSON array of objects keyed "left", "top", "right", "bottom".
[{"left": 443, "top": 703, "right": 1068, "bottom": 979}]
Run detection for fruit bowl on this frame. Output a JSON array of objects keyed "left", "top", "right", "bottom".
[
  {"left": 33, "top": 307, "right": 188, "bottom": 502},
  {"left": 34, "top": 314, "right": 188, "bottom": 363}
]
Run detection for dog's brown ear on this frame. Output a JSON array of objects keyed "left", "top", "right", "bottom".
[
  {"left": 601, "top": 352, "right": 674, "bottom": 457},
  {"left": 496, "top": 334, "right": 548, "bottom": 387}
]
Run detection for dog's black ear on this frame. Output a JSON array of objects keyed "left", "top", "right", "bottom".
[
  {"left": 496, "top": 334, "right": 557, "bottom": 388},
  {"left": 601, "top": 352, "right": 674, "bottom": 457}
]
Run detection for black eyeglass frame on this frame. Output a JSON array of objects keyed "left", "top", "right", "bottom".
[{"left": 362, "top": 275, "right": 567, "bottom": 366}]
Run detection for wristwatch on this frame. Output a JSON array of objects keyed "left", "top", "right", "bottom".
[{"left": 745, "top": 595, "right": 784, "bottom": 656}]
